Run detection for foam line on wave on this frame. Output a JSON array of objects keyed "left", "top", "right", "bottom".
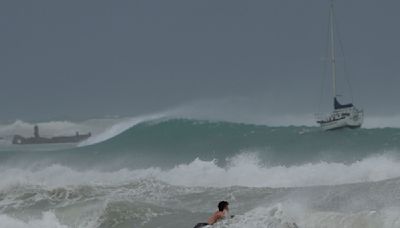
[
  {"left": 77, "top": 113, "right": 167, "bottom": 147},
  {"left": 2, "top": 153, "right": 400, "bottom": 189}
]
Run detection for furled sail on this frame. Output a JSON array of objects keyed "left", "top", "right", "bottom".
[{"left": 334, "top": 97, "right": 353, "bottom": 110}]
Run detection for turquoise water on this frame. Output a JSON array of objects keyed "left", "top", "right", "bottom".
[
  {"left": 3, "top": 119, "right": 400, "bottom": 169},
  {"left": 1, "top": 117, "right": 400, "bottom": 227}
]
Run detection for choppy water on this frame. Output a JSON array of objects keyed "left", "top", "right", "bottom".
[{"left": 1, "top": 117, "right": 400, "bottom": 227}]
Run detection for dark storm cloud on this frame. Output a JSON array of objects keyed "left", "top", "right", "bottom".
[{"left": 0, "top": 0, "right": 399, "bottom": 121}]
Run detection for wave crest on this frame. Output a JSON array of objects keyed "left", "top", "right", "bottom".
[{"left": 2, "top": 153, "right": 400, "bottom": 190}]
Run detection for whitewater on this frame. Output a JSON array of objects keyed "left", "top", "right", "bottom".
[{"left": 1, "top": 115, "right": 400, "bottom": 228}]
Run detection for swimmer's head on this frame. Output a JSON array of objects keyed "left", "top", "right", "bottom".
[{"left": 218, "top": 201, "right": 229, "bottom": 212}]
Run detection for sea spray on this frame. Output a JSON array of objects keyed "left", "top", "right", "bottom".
[
  {"left": 1, "top": 153, "right": 400, "bottom": 190},
  {"left": 2, "top": 117, "right": 400, "bottom": 227}
]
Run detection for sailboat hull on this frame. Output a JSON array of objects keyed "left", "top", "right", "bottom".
[{"left": 317, "top": 108, "right": 363, "bottom": 131}]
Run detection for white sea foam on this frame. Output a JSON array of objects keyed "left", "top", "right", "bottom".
[
  {"left": 214, "top": 204, "right": 299, "bottom": 228},
  {"left": 214, "top": 203, "right": 400, "bottom": 228},
  {"left": 1, "top": 153, "right": 400, "bottom": 190},
  {"left": 2, "top": 196, "right": 399, "bottom": 228},
  {"left": 0, "top": 212, "right": 68, "bottom": 228},
  {"left": 158, "top": 153, "right": 400, "bottom": 187},
  {"left": 299, "top": 208, "right": 400, "bottom": 228}
]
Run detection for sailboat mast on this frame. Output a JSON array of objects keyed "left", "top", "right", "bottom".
[{"left": 330, "top": 0, "right": 337, "bottom": 98}]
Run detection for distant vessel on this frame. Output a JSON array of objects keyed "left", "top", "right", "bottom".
[
  {"left": 316, "top": 0, "right": 363, "bottom": 130},
  {"left": 12, "top": 125, "right": 91, "bottom": 145}
]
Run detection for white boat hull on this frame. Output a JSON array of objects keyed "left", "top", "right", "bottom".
[{"left": 317, "top": 108, "right": 363, "bottom": 131}]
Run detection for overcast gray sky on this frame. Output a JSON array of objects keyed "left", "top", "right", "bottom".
[{"left": 0, "top": 0, "right": 399, "bottom": 121}]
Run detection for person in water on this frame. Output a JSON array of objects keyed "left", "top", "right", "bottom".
[{"left": 194, "top": 201, "right": 230, "bottom": 228}]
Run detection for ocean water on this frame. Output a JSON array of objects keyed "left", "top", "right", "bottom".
[{"left": 1, "top": 116, "right": 400, "bottom": 228}]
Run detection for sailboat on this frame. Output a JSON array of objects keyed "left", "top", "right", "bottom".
[{"left": 316, "top": 0, "right": 363, "bottom": 130}]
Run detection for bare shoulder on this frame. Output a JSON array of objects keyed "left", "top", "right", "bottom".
[{"left": 217, "top": 211, "right": 225, "bottom": 218}]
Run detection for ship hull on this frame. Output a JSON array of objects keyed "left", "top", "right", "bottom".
[
  {"left": 317, "top": 108, "right": 363, "bottom": 131},
  {"left": 12, "top": 134, "right": 91, "bottom": 145}
]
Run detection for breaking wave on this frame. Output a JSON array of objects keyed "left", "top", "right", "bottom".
[
  {"left": 0, "top": 212, "right": 68, "bottom": 228},
  {"left": 78, "top": 113, "right": 166, "bottom": 147},
  {"left": 2, "top": 153, "right": 400, "bottom": 190},
  {"left": 3, "top": 113, "right": 400, "bottom": 227}
]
